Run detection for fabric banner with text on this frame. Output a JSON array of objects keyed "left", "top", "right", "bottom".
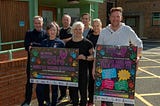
[
  {"left": 30, "top": 47, "right": 79, "bottom": 87},
  {"left": 94, "top": 45, "right": 137, "bottom": 104}
]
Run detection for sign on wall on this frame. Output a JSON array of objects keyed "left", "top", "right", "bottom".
[
  {"left": 94, "top": 45, "right": 137, "bottom": 104},
  {"left": 30, "top": 47, "right": 79, "bottom": 87}
]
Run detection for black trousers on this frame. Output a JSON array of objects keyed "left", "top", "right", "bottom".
[
  {"left": 36, "top": 84, "right": 58, "bottom": 106},
  {"left": 24, "top": 59, "right": 50, "bottom": 105},
  {"left": 23, "top": 61, "right": 33, "bottom": 104},
  {"left": 88, "top": 61, "right": 94, "bottom": 103},
  {"left": 59, "top": 86, "right": 67, "bottom": 98},
  {"left": 36, "top": 84, "right": 50, "bottom": 106},
  {"left": 69, "top": 62, "right": 88, "bottom": 106},
  {"left": 51, "top": 85, "right": 58, "bottom": 106}
]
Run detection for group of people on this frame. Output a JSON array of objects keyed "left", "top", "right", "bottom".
[{"left": 22, "top": 6, "right": 143, "bottom": 106}]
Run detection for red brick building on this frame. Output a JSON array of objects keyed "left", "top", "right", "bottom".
[{"left": 99, "top": 0, "right": 160, "bottom": 39}]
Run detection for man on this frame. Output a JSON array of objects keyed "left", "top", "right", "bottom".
[
  {"left": 81, "top": 13, "right": 93, "bottom": 38},
  {"left": 58, "top": 14, "right": 72, "bottom": 102},
  {"left": 93, "top": 7, "right": 143, "bottom": 106},
  {"left": 22, "top": 16, "right": 49, "bottom": 106},
  {"left": 59, "top": 14, "right": 72, "bottom": 43}
]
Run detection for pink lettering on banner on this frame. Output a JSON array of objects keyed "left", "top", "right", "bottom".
[
  {"left": 124, "top": 60, "right": 132, "bottom": 69},
  {"left": 33, "top": 65, "right": 42, "bottom": 69},
  {"left": 100, "top": 59, "right": 132, "bottom": 69},
  {"left": 40, "top": 52, "right": 52, "bottom": 56},
  {"left": 100, "top": 59, "right": 114, "bottom": 68},
  {"left": 47, "top": 58, "right": 57, "bottom": 65},
  {"left": 59, "top": 50, "right": 68, "bottom": 59},
  {"left": 40, "top": 52, "right": 53, "bottom": 58},
  {"left": 60, "top": 66, "right": 75, "bottom": 71},
  {"left": 114, "top": 59, "right": 124, "bottom": 69},
  {"left": 41, "top": 66, "right": 46, "bottom": 70},
  {"left": 106, "top": 47, "right": 127, "bottom": 58},
  {"left": 56, "top": 56, "right": 65, "bottom": 65},
  {"left": 47, "top": 66, "right": 58, "bottom": 70},
  {"left": 101, "top": 79, "right": 114, "bottom": 90}
]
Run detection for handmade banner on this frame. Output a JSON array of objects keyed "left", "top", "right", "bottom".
[
  {"left": 94, "top": 45, "right": 137, "bottom": 104},
  {"left": 30, "top": 47, "right": 79, "bottom": 87}
]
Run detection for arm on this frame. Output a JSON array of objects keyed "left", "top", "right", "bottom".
[
  {"left": 86, "top": 47, "right": 94, "bottom": 61},
  {"left": 24, "top": 31, "right": 32, "bottom": 51},
  {"left": 92, "top": 59, "right": 96, "bottom": 79},
  {"left": 62, "top": 37, "right": 72, "bottom": 43},
  {"left": 97, "top": 28, "right": 106, "bottom": 45},
  {"left": 128, "top": 27, "right": 143, "bottom": 50},
  {"left": 137, "top": 47, "right": 143, "bottom": 62},
  {"left": 127, "top": 27, "right": 143, "bottom": 60}
]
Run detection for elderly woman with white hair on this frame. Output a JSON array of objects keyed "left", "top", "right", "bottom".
[{"left": 65, "top": 21, "right": 94, "bottom": 106}]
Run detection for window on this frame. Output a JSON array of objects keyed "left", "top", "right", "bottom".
[
  {"left": 152, "top": 12, "right": 160, "bottom": 26},
  {"left": 63, "top": 8, "right": 80, "bottom": 25},
  {"left": 126, "top": 17, "right": 136, "bottom": 27}
]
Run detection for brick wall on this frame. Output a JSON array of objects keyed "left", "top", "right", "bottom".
[
  {"left": 117, "top": 0, "right": 160, "bottom": 39},
  {"left": 98, "top": 1, "right": 107, "bottom": 27},
  {"left": 0, "top": 58, "right": 36, "bottom": 106}
]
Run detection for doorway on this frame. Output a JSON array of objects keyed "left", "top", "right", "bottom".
[
  {"left": 39, "top": 7, "right": 57, "bottom": 29},
  {"left": 124, "top": 16, "right": 140, "bottom": 36}
]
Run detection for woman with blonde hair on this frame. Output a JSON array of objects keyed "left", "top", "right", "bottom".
[
  {"left": 86, "top": 18, "right": 102, "bottom": 106},
  {"left": 66, "top": 21, "right": 94, "bottom": 106}
]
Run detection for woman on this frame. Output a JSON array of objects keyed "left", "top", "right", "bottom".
[
  {"left": 36, "top": 21, "right": 65, "bottom": 106},
  {"left": 86, "top": 18, "right": 102, "bottom": 106},
  {"left": 65, "top": 21, "right": 94, "bottom": 106}
]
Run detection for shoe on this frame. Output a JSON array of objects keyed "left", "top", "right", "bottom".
[
  {"left": 58, "top": 96, "right": 62, "bottom": 102},
  {"left": 58, "top": 96, "right": 68, "bottom": 102},
  {"left": 58, "top": 96, "right": 63, "bottom": 101},
  {"left": 44, "top": 101, "right": 51, "bottom": 106},
  {"left": 69, "top": 100, "right": 73, "bottom": 104}
]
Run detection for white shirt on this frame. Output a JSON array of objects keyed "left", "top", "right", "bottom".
[{"left": 97, "top": 23, "right": 143, "bottom": 48}]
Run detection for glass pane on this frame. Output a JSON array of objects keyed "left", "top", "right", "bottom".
[
  {"left": 126, "top": 18, "right": 136, "bottom": 27},
  {"left": 152, "top": 12, "right": 160, "bottom": 26}
]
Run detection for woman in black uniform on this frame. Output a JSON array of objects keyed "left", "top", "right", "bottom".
[
  {"left": 86, "top": 18, "right": 102, "bottom": 106},
  {"left": 65, "top": 21, "right": 94, "bottom": 106}
]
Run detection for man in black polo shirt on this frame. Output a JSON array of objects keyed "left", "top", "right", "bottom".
[
  {"left": 59, "top": 14, "right": 72, "bottom": 43},
  {"left": 58, "top": 14, "right": 72, "bottom": 102},
  {"left": 22, "top": 16, "right": 49, "bottom": 106}
]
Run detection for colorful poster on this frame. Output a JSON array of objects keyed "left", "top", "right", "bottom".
[
  {"left": 94, "top": 45, "right": 137, "bottom": 104},
  {"left": 30, "top": 47, "right": 79, "bottom": 87}
]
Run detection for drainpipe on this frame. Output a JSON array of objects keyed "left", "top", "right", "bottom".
[
  {"left": 90, "top": 3, "right": 94, "bottom": 21},
  {"left": 89, "top": 3, "right": 92, "bottom": 19},
  {"left": 57, "top": 8, "right": 61, "bottom": 25},
  {"left": 29, "top": 0, "right": 38, "bottom": 29}
]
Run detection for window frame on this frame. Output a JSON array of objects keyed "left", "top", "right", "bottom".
[{"left": 152, "top": 12, "right": 160, "bottom": 26}]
